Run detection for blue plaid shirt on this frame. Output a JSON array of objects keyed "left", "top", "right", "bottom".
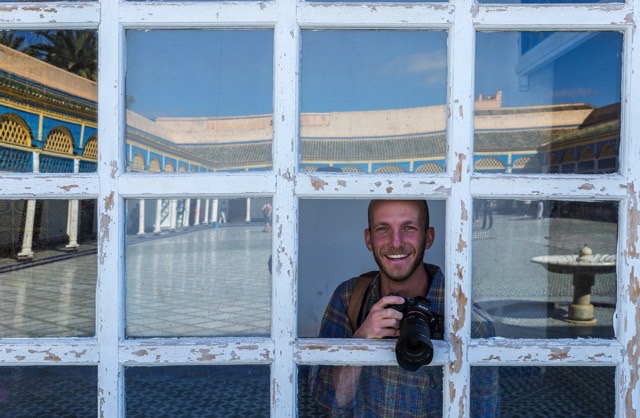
[{"left": 310, "top": 264, "right": 499, "bottom": 417}]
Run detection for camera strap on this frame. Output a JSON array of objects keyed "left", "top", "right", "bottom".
[{"left": 347, "top": 272, "right": 377, "bottom": 333}]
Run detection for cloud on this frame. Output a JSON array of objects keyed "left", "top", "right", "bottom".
[{"left": 379, "top": 52, "right": 447, "bottom": 86}]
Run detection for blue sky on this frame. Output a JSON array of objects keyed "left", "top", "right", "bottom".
[{"left": 125, "top": 29, "right": 621, "bottom": 119}]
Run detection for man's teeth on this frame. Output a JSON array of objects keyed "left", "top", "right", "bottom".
[{"left": 387, "top": 254, "right": 408, "bottom": 259}]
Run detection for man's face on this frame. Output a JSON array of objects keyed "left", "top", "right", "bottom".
[{"left": 364, "top": 200, "right": 434, "bottom": 283}]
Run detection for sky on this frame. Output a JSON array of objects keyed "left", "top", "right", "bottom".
[{"left": 124, "top": 29, "right": 621, "bottom": 119}]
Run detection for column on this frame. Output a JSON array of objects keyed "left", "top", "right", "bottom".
[
  {"left": 137, "top": 199, "right": 146, "bottom": 236},
  {"left": 183, "top": 199, "right": 191, "bottom": 228},
  {"left": 212, "top": 198, "right": 219, "bottom": 225},
  {"left": 245, "top": 197, "right": 251, "bottom": 223},
  {"left": 194, "top": 199, "right": 201, "bottom": 226},
  {"left": 65, "top": 158, "right": 80, "bottom": 251},
  {"left": 204, "top": 199, "right": 210, "bottom": 225},
  {"left": 169, "top": 199, "right": 177, "bottom": 231},
  {"left": 17, "top": 199, "right": 36, "bottom": 260},
  {"left": 154, "top": 198, "right": 162, "bottom": 234}
]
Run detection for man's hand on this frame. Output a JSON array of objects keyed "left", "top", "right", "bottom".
[{"left": 353, "top": 295, "right": 405, "bottom": 339}]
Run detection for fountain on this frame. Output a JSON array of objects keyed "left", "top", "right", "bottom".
[{"left": 531, "top": 245, "right": 616, "bottom": 324}]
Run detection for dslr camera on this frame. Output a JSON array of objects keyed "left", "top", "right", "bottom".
[{"left": 389, "top": 296, "right": 444, "bottom": 372}]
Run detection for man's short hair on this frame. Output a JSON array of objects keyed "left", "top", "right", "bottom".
[{"left": 367, "top": 200, "right": 430, "bottom": 230}]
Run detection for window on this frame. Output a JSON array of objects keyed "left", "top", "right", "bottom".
[{"left": 1, "top": 0, "right": 638, "bottom": 416}]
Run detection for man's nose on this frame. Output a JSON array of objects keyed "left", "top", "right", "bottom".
[{"left": 391, "top": 229, "right": 403, "bottom": 246}]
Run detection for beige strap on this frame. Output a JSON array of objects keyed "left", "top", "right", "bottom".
[{"left": 347, "top": 273, "right": 375, "bottom": 333}]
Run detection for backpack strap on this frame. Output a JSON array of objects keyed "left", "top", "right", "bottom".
[{"left": 347, "top": 271, "right": 377, "bottom": 333}]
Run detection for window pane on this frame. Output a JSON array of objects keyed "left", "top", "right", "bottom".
[
  {"left": 301, "top": 365, "right": 444, "bottom": 416},
  {"left": 0, "top": 366, "right": 97, "bottom": 415},
  {"left": 125, "top": 30, "right": 273, "bottom": 173},
  {"left": 300, "top": 31, "right": 447, "bottom": 174},
  {"left": 475, "top": 32, "right": 621, "bottom": 174},
  {"left": 1, "top": 31, "right": 98, "bottom": 173},
  {"left": 125, "top": 366, "right": 270, "bottom": 416},
  {"left": 472, "top": 199, "right": 617, "bottom": 339},
  {"left": 0, "top": 199, "right": 97, "bottom": 337},
  {"left": 125, "top": 197, "right": 272, "bottom": 337},
  {"left": 298, "top": 199, "right": 446, "bottom": 338},
  {"left": 475, "top": 366, "right": 615, "bottom": 417}
]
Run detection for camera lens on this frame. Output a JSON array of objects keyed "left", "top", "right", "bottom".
[{"left": 395, "top": 313, "right": 434, "bottom": 372}]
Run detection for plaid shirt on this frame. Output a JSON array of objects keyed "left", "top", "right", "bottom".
[{"left": 309, "top": 264, "right": 499, "bottom": 417}]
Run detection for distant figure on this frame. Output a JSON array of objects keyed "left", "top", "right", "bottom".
[
  {"left": 262, "top": 201, "right": 272, "bottom": 232},
  {"left": 482, "top": 200, "right": 494, "bottom": 230},
  {"left": 536, "top": 201, "right": 544, "bottom": 220}
]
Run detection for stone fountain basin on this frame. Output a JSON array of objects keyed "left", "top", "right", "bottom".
[{"left": 531, "top": 254, "right": 616, "bottom": 275}]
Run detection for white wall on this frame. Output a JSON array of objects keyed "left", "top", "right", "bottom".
[{"left": 298, "top": 198, "right": 446, "bottom": 337}]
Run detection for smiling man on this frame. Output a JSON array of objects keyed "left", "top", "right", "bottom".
[{"left": 309, "top": 199, "right": 499, "bottom": 417}]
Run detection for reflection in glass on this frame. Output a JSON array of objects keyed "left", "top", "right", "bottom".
[
  {"left": 0, "top": 366, "right": 97, "bottom": 415},
  {"left": 125, "top": 197, "right": 272, "bottom": 337},
  {"left": 474, "top": 32, "right": 622, "bottom": 175},
  {"left": 300, "top": 365, "right": 444, "bottom": 416},
  {"left": 0, "top": 199, "right": 97, "bottom": 337},
  {"left": 125, "top": 30, "right": 274, "bottom": 173},
  {"left": 472, "top": 199, "right": 617, "bottom": 339},
  {"left": 300, "top": 31, "right": 447, "bottom": 173},
  {"left": 125, "top": 366, "right": 269, "bottom": 416},
  {"left": 0, "top": 31, "right": 98, "bottom": 174},
  {"left": 475, "top": 367, "right": 614, "bottom": 417}
]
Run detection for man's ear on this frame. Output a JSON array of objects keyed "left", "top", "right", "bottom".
[
  {"left": 364, "top": 228, "right": 373, "bottom": 251},
  {"left": 424, "top": 227, "right": 435, "bottom": 250}
]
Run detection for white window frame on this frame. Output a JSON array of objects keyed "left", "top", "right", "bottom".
[{"left": 0, "top": 0, "right": 639, "bottom": 416}]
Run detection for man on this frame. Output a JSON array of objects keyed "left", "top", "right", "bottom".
[
  {"left": 310, "top": 199, "right": 499, "bottom": 417},
  {"left": 261, "top": 201, "right": 272, "bottom": 232}
]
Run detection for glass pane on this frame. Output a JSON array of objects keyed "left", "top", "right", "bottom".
[
  {"left": 472, "top": 199, "right": 617, "bottom": 339},
  {"left": 125, "top": 30, "right": 273, "bottom": 173},
  {"left": 476, "top": 366, "right": 615, "bottom": 417},
  {"left": 301, "top": 365, "right": 444, "bottom": 416},
  {"left": 300, "top": 31, "right": 447, "bottom": 174},
  {"left": 125, "top": 366, "right": 269, "bottom": 416},
  {"left": 125, "top": 197, "right": 272, "bottom": 337},
  {"left": 0, "top": 366, "right": 97, "bottom": 415},
  {"left": 1, "top": 31, "right": 98, "bottom": 173},
  {"left": 298, "top": 199, "right": 446, "bottom": 338},
  {"left": 0, "top": 199, "right": 97, "bottom": 337},
  {"left": 475, "top": 32, "right": 622, "bottom": 174}
]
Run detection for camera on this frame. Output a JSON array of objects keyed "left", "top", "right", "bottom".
[{"left": 389, "top": 296, "right": 444, "bottom": 372}]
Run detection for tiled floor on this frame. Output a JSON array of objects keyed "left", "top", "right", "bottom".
[{"left": 0, "top": 215, "right": 619, "bottom": 416}]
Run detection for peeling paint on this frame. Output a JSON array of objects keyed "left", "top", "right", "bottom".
[
  {"left": 456, "top": 233, "right": 467, "bottom": 253},
  {"left": 110, "top": 161, "right": 117, "bottom": 179},
  {"left": 626, "top": 182, "right": 638, "bottom": 258},
  {"left": 337, "top": 180, "right": 346, "bottom": 187},
  {"left": 449, "top": 381, "right": 456, "bottom": 403},
  {"left": 458, "top": 385, "right": 467, "bottom": 418},
  {"left": 449, "top": 334, "right": 463, "bottom": 374},
  {"left": 58, "top": 184, "right": 79, "bottom": 192},
  {"left": 484, "top": 355, "right": 501, "bottom": 361},
  {"left": 196, "top": 349, "right": 216, "bottom": 361},
  {"left": 71, "top": 349, "right": 88, "bottom": 358},
  {"left": 14, "top": 355, "right": 25, "bottom": 361},
  {"left": 132, "top": 349, "right": 148, "bottom": 357},
  {"left": 453, "top": 153, "right": 466, "bottom": 183},
  {"left": 548, "top": 348, "right": 569, "bottom": 361},
  {"left": 460, "top": 201, "right": 468, "bottom": 221},
  {"left": 452, "top": 283, "right": 467, "bottom": 332},
  {"left": 386, "top": 187, "right": 393, "bottom": 193},
  {"left": 310, "top": 176, "right": 327, "bottom": 191},
  {"left": 578, "top": 183, "right": 595, "bottom": 191}
]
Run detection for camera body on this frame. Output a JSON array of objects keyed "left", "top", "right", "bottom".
[{"left": 389, "top": 296, "right": 443, "bottom": 371}]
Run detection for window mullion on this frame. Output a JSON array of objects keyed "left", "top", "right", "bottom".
[
  {"left": 446, "top": 1, "right": 476, "bottom": 416},
  {"left": 97, "top": 2, "right": 126, "bottom": 416},
  {"left": 272, "top": 0, "right": 300, "bottom": 416},
  {"left": 614, "top": 19, "right": 640, "bottom": 418}
]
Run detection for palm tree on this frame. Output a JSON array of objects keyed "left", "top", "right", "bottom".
[
  {"left": 0, "top": 31, "right": 27, "bottom": 50},
  {"left": 28, "top": 30, "right": 98, "bottom": 81}
]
